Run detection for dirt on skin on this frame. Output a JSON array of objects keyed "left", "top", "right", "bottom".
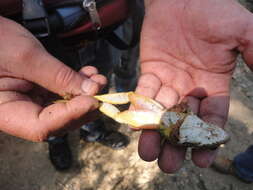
[{"left": 1, "top": 1, "right": 253, "bottom": 190}]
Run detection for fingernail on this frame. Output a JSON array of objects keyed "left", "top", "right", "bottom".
[{"left": 81, "top": 79, "right": 97, "bottom": 95}]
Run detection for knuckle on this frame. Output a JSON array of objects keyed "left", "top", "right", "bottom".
[
  {"left": 55, "top": 66, "right": 76, "bottom": 90},
  {"left": 84, "top": 66, "right": 98, "bottom": 73}
]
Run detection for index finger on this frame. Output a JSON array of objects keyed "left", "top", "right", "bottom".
[
  {"left": 136, "top": 73, "right": 162, "bottom": 161},
  {"left": 135, "top": 73, "right": 161, "bottom": 98}
]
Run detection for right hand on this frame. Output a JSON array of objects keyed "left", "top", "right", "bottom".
[{"left": 0, "top": 16, "right": 107, "bottom": 142}]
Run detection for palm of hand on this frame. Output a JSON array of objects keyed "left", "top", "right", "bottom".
[{"left": 137, "top": 0, "right": 253, "bottom": 172}]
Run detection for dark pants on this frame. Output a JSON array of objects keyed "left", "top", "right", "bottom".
[{"left": 233, "top": 145, "right": 253, "bottom": 182}]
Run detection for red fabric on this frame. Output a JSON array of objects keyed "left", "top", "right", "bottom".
[
  {"left": 59, "top": 0, "right": 129, "bottom": 38},
  {"left": 0, "top": 0, "right": 129, "bottom": 38}
]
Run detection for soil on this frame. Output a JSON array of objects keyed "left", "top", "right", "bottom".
[{"left": 1, "top": 1, "right": 253, "bottom": 189}]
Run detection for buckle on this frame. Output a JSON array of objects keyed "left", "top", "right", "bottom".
[
  {"left": 22, "top": 0, "right": 50, "bottom": 37},
  {"left": 83, "top": 0, "right": 102, "bottom": 30}
]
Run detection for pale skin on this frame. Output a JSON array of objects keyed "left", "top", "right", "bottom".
[{"left": 137, "top": 0, "right": 253, "bottom": 173}]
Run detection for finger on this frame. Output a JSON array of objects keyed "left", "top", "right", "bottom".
[
  {"left": 15, "top": 49, "right": 100, "bottom": 96},
  {"left": 90, "top": 74, "right": 107, "bottom": 90},
  {"left": 138, "top": 130, "right": 161, "bottom": 161},
  {"left": 59, "top": 109, "right": 100, "bottom": 132},
  {"left": 0, "top": 95, "right": 98, "bottom": 142},
  {"left": 184, "top": 96, "right": 200, "bottom": 114},
  {"left": 136, "top": 74, "right": 162, "bottom": 161},
  {"left": 192, "top": 94, "right": 229, "bottom": 168},
  {"left": 79, "top": 66, "right": 99, "bottom": 77},
  {"left": 40, "top": 96, "right": 98, "bottom": 135},
  {"left": 156, "top": 95, "right": 199, "bottom": 172},
  {"left": 0, "top": 77, "right": 33, "bottom": 92},
  {"left": 155, "top": 86, "right": 179, "bottom": 108},
  {"left": 131, "top": 73, "right": 161, "bottom": 112},
  {"left": 135, "top": 73, "right": 161, "bottom": 98},
  {"left": 155, "top": 86, "right": 184, "bottom": 174},
  {"left": 199, "top": 95, "right": 229, "bottom": 128},
  {"left": 158, "top": 142, "right": 186, "bottom": 173},
  {"left": 79, "top": 66, "right": 107, "bottom": 92},
  {"left": 192, "top": 149, "right": 219, "bottom": 168}
]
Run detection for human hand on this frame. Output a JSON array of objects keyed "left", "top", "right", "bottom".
[
  {"left": 0, "top": 16, "right": 106, "bottom": 141},
  {"left": 137, "top": 0, "right": 253, "bottom": 173}
]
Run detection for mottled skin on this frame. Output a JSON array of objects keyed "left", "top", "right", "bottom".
[{"left": 136, "top": 0, "right": 253, "bottom": 173}]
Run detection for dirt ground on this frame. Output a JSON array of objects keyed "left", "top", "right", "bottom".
[{"left": 1, "top": 1, "right": 253, "bottom": 190}]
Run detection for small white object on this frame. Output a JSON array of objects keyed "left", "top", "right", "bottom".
[
  {"left": 129, "top": 93, "right": 164, "bottom": 112},
  {"left": 95, "top": 92, "right": 130, "bottom": 104},
  {"left": 99, "top": 102, "right": 120, "bottom": 119},
  {"left": 161, "top": 111, "right": 185, "bottom": 126},
  {"left": 116, "top": 110, "right": 163, "bottom": 128},
  {"left": 178, "top": 115, "right": 229, "bottom": 147}
]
